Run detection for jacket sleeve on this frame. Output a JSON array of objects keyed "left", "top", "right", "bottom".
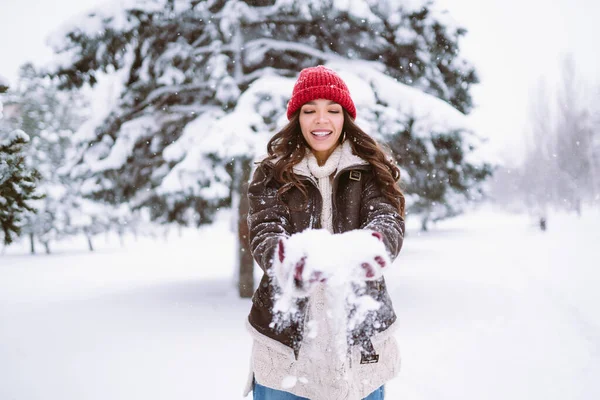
[
  {"left": 359, "top": 172, "right": 405, "bottom": 260},
  {"left": 247, "top": 164, "right": 293, "bottom": 272}
]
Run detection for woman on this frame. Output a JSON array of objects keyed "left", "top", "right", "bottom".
[{"left": 244, "top": 65, "right": 405, "bottom": 400}]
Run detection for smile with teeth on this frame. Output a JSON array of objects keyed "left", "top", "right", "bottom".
[{"left": 311, "top": 130, "right": 332, "bottom": 137}]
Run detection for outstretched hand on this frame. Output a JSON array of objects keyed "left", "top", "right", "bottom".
[
  {"left": 336, "top": 229, "right": 390, "bottom": 281},
  {"left": 272, "top": 230, "right": 331, "bottom": 297},
  {"left": 272, "top": 229, "right": 391, "bottom": 297}
]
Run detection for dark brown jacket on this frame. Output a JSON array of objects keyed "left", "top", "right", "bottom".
[{"left": 247, "top": 148, "right": 405, "bottom": 358}]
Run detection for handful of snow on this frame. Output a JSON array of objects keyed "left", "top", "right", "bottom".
[
  {"left": 270, "top": 229, "right": 391, "bottom": 373},
  {"left": 273, "top": 229, "right": 390, "bottom": 297}
]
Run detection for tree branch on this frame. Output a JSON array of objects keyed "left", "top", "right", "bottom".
[{"left": 243, "top": 38, "right": 344, "bottom": 62}]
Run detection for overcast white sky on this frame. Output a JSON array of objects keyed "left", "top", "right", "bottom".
[{"left": 1, "top": 0, "right": 598, "bottom": 164}]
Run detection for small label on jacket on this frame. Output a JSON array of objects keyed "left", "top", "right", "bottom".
[{"left": 360, "top": 353, "right": 379, "bottom": 364}]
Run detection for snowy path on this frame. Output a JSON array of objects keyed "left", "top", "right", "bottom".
[
  {"left": 1, "top": 208, "right": 599, "bottom": 399},
  {"left": 391, "top": 210, "right": 600, "bottom": 399}
]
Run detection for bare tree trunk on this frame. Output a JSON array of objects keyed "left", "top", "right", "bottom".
[
  {"left": 227, "top": 21, "right": 254, "bottom": 298},
  {"left": 29, "top": 233, "right": 35, "bottom": 254},
  {"left": 235, "top": 157, "right": 254, "bottom": 298},
  {"left": 87, "top": 235, "right": 94, "bottom": 252},
  {"left": 43, "top": 241, "right": 51, "bottom": 254},
  {"left": 421, "top": 216, "right": 429, "bottom": 232}
]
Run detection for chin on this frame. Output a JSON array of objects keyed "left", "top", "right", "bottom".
[{"left": 312, "top": 143, "right": 336, "bottom": 152}]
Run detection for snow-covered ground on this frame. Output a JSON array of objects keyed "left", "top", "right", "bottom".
[{"left": 1, "top": 206, "right": 599, "bottom": 400}]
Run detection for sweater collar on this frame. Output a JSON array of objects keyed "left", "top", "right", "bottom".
[
  {"left": 292, "top": 140, "right": 368, "bottom": 179},
  {"left": 307, "top": 144, "right": 342, "bottom": 179}
]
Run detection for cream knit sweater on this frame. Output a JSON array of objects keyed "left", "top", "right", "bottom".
[{"left": 244, "top": 141, "right": 400, "bottom": 400}]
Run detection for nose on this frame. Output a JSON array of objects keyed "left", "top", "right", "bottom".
[{"left": 315, "top": 109, "right": 328, "bottom": 123}]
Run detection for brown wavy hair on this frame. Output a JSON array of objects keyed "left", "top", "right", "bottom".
[{"left": 261, "top": 109, "right": 405, "bottom": 217}]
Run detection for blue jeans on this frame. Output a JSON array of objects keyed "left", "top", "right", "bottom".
[{"left": 253, "top": 381, "right": 384, "bottom": 400}]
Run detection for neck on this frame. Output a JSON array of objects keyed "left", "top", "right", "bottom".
[{"left": 313, "top": 148, "right": 335, "bottom": 166}]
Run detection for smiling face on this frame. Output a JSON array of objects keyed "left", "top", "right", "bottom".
[{"left": 299, "top": 99, "right": 345, "bottom": 165}]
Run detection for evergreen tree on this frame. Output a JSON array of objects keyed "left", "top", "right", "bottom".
[
  {"left": 47, "top": 0, "right": 486, "bottom": 220},
  {"left": 387, "top": 120, "right": 492, "bottom": 230},
  {"left": 0, "top": 122, "right": 42, "bottom": 245},
  {"left": 8, "top": 64, "right": 139, "bottom": 252},
  {"left": 6, "top": 64, "right": 83, "bottom": 252},
  {"left": 2, "top": 78, "right": 42, "bottom": 245},
  {"left": 47, "top": 0, "right": 491, "bottom": 294}
]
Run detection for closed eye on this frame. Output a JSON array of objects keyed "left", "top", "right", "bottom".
[{"left": 302, "top": 109, "right": 341, "bottom": 114}]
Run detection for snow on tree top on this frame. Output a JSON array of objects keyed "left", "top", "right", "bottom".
[
  {"left": 0, "top": 74, "right": 8, "bottom": 92},
  {"left": 0, "top": 129, "right": 30, "bottom": 147},
  {"left": 46, "top": 0, "right": 166, "bottom": 53},
  {"left": 328, "top": 61, "right": 472, "bottom": 134}
]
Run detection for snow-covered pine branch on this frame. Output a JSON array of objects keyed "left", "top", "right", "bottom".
[
  {"left": 0, "top": 75, "right": 8, "bottom": 93},
  {"left": 244, "top": 38, "right": 346, "bottom": 65}
]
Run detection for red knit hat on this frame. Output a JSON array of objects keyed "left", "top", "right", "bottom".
[{"left": 286, "top": 65, "right": 356, "bottom": 120}]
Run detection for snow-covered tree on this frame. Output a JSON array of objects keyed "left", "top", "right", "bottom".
[
  {"left": 0, "top": 131, "right": 42, "bottom": 246},
  {"left": 386, "top": 120, "right": 492, "bottom": 230},
  {"left": 1, "top": 79, "right": 42, "bottom": 245},
  {"left": 554, "top": 56, "right": 595, "bottom": 214},
  {"left": 3, "top": 65, "right": 98, "bottom": 252},
  {"left": 3, "top": 65, "right": 85, "bottom": 252},
  {"left": 496, "top": 57, "right": 598, "bottom": 224},
  {"left": 518, "top": 79, "right": 564, "bottom": 229},
  {"left": 8, "top": 64, "right": 145, "bottom": 252},
  {"left": 591, "top": 86, "right": 600, "bottom": 201},
  {"left": 47, "top": 0, "right": 490, "bottom": 295},
  {"left": 0, "top": 75, "right": 8, "bottom": 93}
]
